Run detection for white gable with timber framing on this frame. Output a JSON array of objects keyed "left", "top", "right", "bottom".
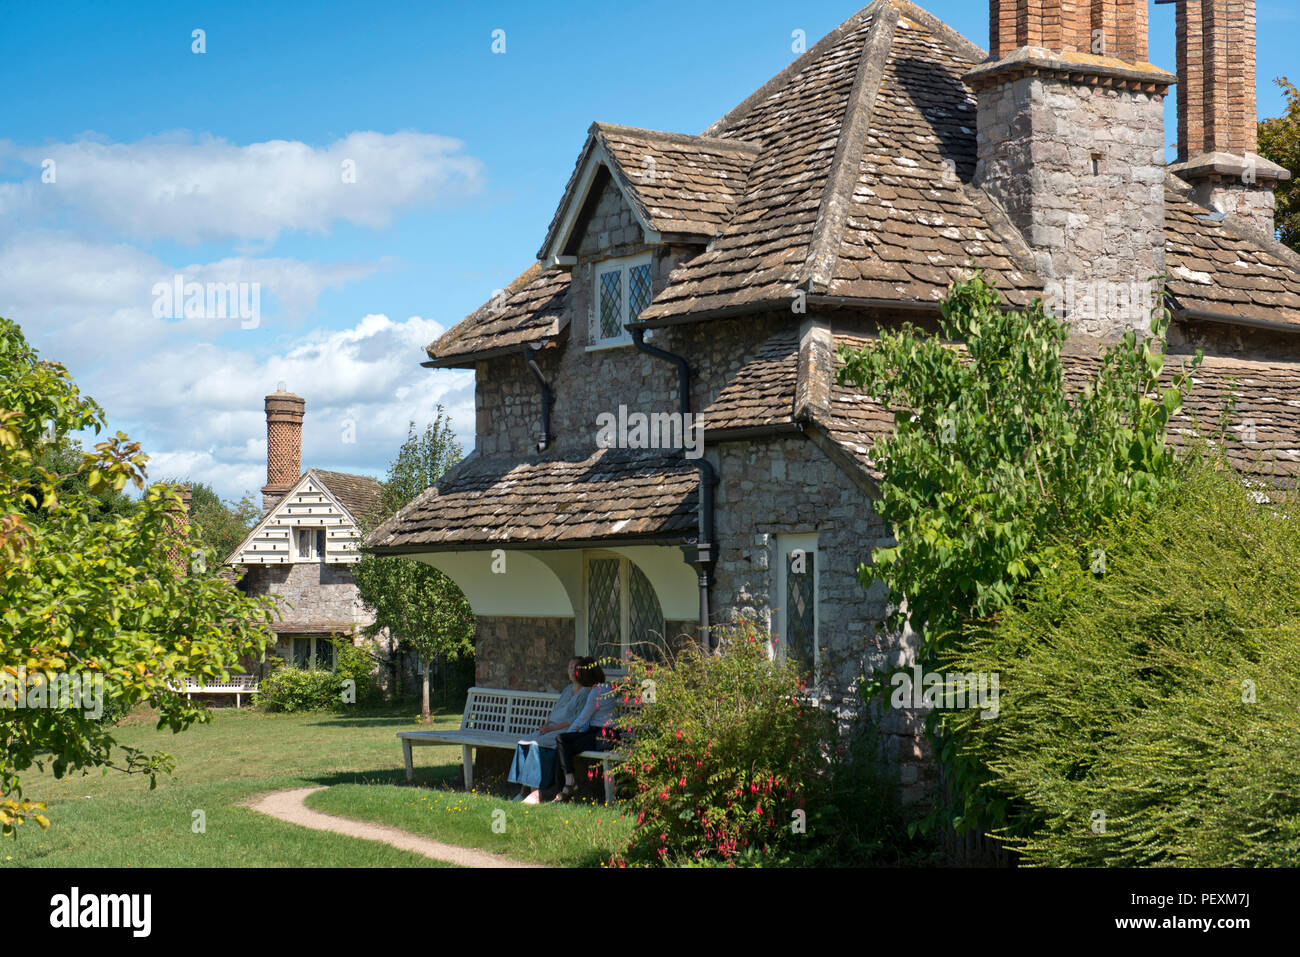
[{"left": 226, "top": 470, "right": 368, "bottom": 566}]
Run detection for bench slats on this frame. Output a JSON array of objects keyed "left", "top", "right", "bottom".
[{"left": 400, "top": 686, "right": 625, "bottom": 803}]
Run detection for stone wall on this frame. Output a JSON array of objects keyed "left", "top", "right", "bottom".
[
  {"left": 975, "top": 73, "right": 1168, "bottom": 341},
  {"left": 1186, "top": 177, "right": 1278, "bottom": 240},
  {"left": 240, "top": 561, "right": 371, "bottom": 629},
  {"left": 473, "top": 616, "right": 576, "bottom": 691},
  {"left": 710, "top": 435, "right": 930, "bottom": 801}
]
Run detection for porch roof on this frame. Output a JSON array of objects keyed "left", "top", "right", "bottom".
[{"left": 365, "top": 447, "right": 699, "bottom": 553}]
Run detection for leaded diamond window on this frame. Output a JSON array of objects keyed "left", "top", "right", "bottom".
[
  {"left": 588, "top": 557, "right": 622, "bottom": 666},
  {"left": 629, "top": 563, "right": 666, "bottom": 661},
  {"left": 586, "top": 553, "right": 667, "bottom": 668},
  {"left": 590, "top": 255, "right": 652, "bottom": 346},
  {"left": 785, "top": 550, "right": 816, "bottom": 677},
  {"left": 628, "top": 263, "right": 653, "bottom": 319},
  {"left": 599, "top": 270, "right": 622, "bottom": 339}
]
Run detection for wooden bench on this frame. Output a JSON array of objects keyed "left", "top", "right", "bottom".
[
  {"left": 397, "top": 687, "right": 625, "bottom": 804},
  {"left": 171, "top": 675, "right": 260, "bottom": 707}
]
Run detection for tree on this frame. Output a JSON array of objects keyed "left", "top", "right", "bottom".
[
  {"left": 0, "top": 316, "right": 277, "bottom": 835},
  {"left": 835, "top": 272, "right": 1200, "bottom": 837},
  {"left": 179, "top": 481, "right": 259, "bottom": 561},
  {"left": 352, "top": 412, "right": 475, "bottom": 721},
  {"left": 1258, "top": 77, "right": 1300, "bottom": 252}
]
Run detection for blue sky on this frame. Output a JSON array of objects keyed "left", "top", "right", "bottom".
[{"left": 1, "top": 0, "right": 1295, "bottom": 500}]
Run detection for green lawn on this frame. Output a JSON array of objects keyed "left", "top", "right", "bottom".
[
  {"left": 305, "top": 784, "right": 634, "bottom": 868},
  {"left": 3, "top": 704, "right": 472, "bottom": 867}
]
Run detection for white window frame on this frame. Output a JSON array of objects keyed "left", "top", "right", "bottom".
[
  {"left": 773, "top": 533, "right": 820, "bottom": 680},
  {"left": 294, "top": 526, "right": 326, "bottom": 563},
  {"left": 589, "top": 253, "right": 653, "bottom": 351}
]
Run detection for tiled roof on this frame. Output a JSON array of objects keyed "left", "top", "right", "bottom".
[
  {"left": 589, "top": 124, "right": 761, "bottom": 239},
  {"left": 710, "top": 333, "right": 1300, "bottom": 489},
  {"left": 427, "top": 264, "right": 570, "bottom": 366},
  {"left": 427, "top": 0, "right": 1300, "bottom": 367},
  {"left": 365, "top": 448, "right": 699, "bottom": 551},
  {"left": 705, "top": 330, "right": 800, "bottom": 432},
  {"left": 311, "top": 469, "right": 383, "bottom": 524},
  {"left": 1061, "top": 352, "right": 1300, "bottom": 486},
  {"left": 827, "top": 13, "right": 1039, "bottom": 307},
  {"left": 640, "top": 9, "right": 883, "bottom": 320},
  {"left": 272, "top": 620, "right": 361, "bottom": 636},
  {"left": 1164, "top": 182, "right": 1300, "bottom": 328},
  {"left": 640, "top": 3, "right": 1041, "bottom": 322}
]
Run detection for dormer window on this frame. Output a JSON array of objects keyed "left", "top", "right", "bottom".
[
  {"left": 295, "top": 527, "right": 326, "bottom": 562},
  {"left": 590, "top": 253, "right": 653, "bottom": 349}
]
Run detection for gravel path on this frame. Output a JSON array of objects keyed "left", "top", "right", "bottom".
[{"left": 246, "top": 786, "right": 544, "bottom": 869}]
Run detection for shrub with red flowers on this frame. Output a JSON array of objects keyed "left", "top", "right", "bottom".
[{"left": 609, "top": 619, "right": 833, "bottom": 866}]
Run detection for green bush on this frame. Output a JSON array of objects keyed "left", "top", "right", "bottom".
[
  {"left": 333, "top": 641, "right": 381, "bottom": 708},
  {"left": 611, "top": 620, "right": 833, "bottom": 866},
  {"left": 943, "top": 452, "right": 1300, "bottom": 866},
  {"left": 259, "top": 666, "right": 338, "bottom": 713}
]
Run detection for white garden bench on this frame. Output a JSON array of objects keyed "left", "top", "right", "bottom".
[
  {"left": 171, "top": 675, "right": 260, "bottom": 707},
  {"left": 398, "top": 686, "right": 626, "bottom": 804}
]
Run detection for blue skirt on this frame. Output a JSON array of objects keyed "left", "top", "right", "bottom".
[{"left": 508, "top": 742, "right": 557, "bottom": 789}]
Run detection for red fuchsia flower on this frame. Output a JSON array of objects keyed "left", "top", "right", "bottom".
[
  {"left": 675, "top": 730, "right": 683, "bottom": 739},
  {"left": 678, "top": 776, "right": 687, "bottom": 788}
]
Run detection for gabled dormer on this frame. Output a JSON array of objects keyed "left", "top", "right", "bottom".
[
  {"left": 539, "top": 122, "right": 761, "bottom": 350},
  {"left": 226, "top": 469, "right": 381, "bottom": 567}
]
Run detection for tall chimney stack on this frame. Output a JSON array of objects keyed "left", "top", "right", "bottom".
[
  {"left": 1169, "top": 0, "right": 1290, "bottom": 238},
  {"left": 969, "top": 1, "right": 1176, "bottom": 341},
  {"left": 262, "top": 386, "right": 305, "bottom": 514}
]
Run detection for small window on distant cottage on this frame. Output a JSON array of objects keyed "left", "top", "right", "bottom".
[
  {"left": 287, "top": 636, "right": 335, "bottom": 671},
  {"left": 295, "top": 527, "right": 326, "bottom": 561},
  {"left": 591, "top": 254, "right": 653, "bottom": 348}
]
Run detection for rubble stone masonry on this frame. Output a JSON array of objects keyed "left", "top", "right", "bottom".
[{"left": 975, "top": 74, "right": 1168, "bottom": 340}]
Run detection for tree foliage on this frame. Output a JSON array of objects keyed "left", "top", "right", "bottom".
[
  {"left": 836, "top": 272, "right": 1199, "bottom": 645},
  {"left": 834, "top": 272, "right": 1201, "bottom": 837},
  {"left": 1258, "top": 76, "right": 1300, "bottom": 252},
  {"left": 352, "top": 412, "right": 474, "bottom": 713},
  {"left": 0, "top": 317, "right": 276, "bottom": 835},
  {"left": 181, "top": 481, "right": 259, "bottom": 561},
  {"left": 943, "top": 453, "right": 1300, "bottom": 865}
]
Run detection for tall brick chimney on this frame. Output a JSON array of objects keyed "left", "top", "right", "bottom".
[
  {"left": 1168, "top": 0, "right": 1290, "bottom": 238},
  {"left": 969, "top": 0, "right": 1177, "bottom": 341},
  {"left": 262, "top": 386, "right": 305, "bottom": 514}
]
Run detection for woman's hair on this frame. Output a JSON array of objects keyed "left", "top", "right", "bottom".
[{"left": 575, "top": 657, "right": 605, "bottom": 687}]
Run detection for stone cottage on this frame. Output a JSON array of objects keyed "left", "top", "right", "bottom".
[
  {"left": 367, "top": 0, "right": 1300, "bottom": 794},
  {"left": 227, "top": 388, "right": 386, "bottom": 672}
]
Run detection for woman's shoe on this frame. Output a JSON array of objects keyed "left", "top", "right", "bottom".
[{"left": 551, "top": 786, "right": 575, "bottom": 803}]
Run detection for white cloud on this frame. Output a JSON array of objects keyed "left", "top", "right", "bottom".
[
  {"left": 0, "top": 233, "right": 381, "bottom": 367},
  {"left": 0, "top": 130, "right": 483, "bottom": 243},
  {"left": 98, "top": 313, "right": 476, "bottom": 501}
]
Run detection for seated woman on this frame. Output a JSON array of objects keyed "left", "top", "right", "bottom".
[
  {"left": 553, "top": 662, "right": 620, "bottom": 802},
  {"left": 508, "top": 656, "right": 590, "bottom": 804}
]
